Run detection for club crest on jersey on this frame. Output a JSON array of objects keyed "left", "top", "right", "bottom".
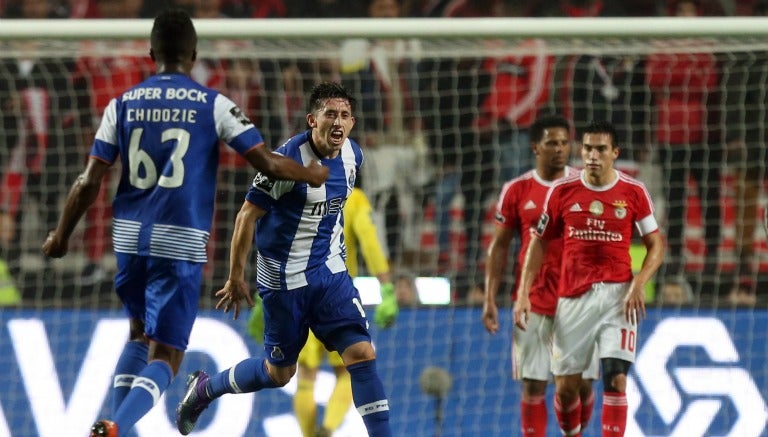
[
  {"left": 589, "top": 200, "right": 604, "bottom": 216},
  {"left": 536, "top": 213, "right": 549, "bottom": 235},
  {"left": 613, "top": 200, "right": 627, "bottom": 219},
  {"left": 348, "top": 171, "right": 356, "bottom": 189},
  {"left": 270, "top": 346, "right": 284, "bottom": 361},
  {"left": 252, "top": 172, "right": 274, "bottom": 191},
  {"left": 229, "top": 105, "right": 252, "bottom": 126},
  {"left": 495, "top": 211, "right": 505, "bottom": 224}
]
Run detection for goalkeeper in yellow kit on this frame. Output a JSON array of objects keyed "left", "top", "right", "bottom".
[{"left": 247, "top": 186, "right": 397, "bottom": 437}]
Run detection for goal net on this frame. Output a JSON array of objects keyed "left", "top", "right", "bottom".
[{"left": 0, "top": 17, "right": 766, "bottom": 437}]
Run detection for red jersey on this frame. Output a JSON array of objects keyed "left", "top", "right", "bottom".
[
  {"left": 536, "top": 170, "right": 658, "bottom": 298},
  {"left": 476, "top": 38, "right": 553, "bottom": 130},
  {"left": 495, "top": 167, "right": 577, "bottom": 316},
  {"left": 645, "top": 42, "right": 717, "bottom": 145},
  {"left": 75, "top": 40, "right": 153, "bottom": 119}
]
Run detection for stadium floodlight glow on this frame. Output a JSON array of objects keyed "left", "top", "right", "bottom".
[{"left": 353, "top": 276, "right": 451, "bottom": 306}]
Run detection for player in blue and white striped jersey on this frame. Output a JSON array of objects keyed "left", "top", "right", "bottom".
[
  {"left": 42, "top": 9, "right": 328, "bottom": 437},
  {"left": 176, "top": 82, "right": 391, "bottom": 437}
]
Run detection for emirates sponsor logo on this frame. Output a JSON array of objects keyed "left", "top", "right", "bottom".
[{"left": 567, "top": 226, "right": 623, "bottom": 242}]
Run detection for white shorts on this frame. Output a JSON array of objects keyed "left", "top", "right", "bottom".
[
  {"left": 551, "top": 282, "right": 637, "bottom": 377},
  {"left": 513, "top": 312, "right": 553, "bottom": 381},
  {"left": 513, "top": 312, "right": 601, "bottom": 381}
]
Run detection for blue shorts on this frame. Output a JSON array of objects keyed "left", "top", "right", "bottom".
[
  {"left": 114, "top": 253, "right": 203, "bottom": 351},
  {"left": 259, "top": 269, "right": 371, "bottom": 366}
]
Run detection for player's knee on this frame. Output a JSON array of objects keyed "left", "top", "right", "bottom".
[
  {"left": 554, "top": 375, "right": 582, "bottom": 401},
  {"left": 340, "top": 341, "right": 376, "bottom": 366},
  {"left": 268, "top": 363, "right": 297, "bottom": 387},
  {"left": 128, "top": 319, "right": 146, "bottom": 342},
  {"left": 521, "top": 379, "right": 548, "bottom": 398},
  {"left": 601, "top": 358, "right": 632, "bottom": 393}
]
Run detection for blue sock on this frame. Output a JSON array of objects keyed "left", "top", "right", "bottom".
[
  {"left": 111, "top": 341, "right": 148, "bottom": 414},
  {"left": 207, "top": 357, "right": 277, "bottom": 398},
  {"left": 347, "top": 360, "right": 391, "bottom": 437},
  {"left": 113, "top": 360, "right": 172, "bottom": 434}
]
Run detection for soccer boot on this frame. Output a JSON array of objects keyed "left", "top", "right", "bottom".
[
  {"left": 89, "top": 420, "right": 118, "bottom": 437},
  {"left": 176, "top": 370, "right": 212, "bottom": 435}
]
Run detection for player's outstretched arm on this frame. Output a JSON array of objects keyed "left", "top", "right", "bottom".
[
  {"left": 483, "top": 225, "right": 515, "bottom": 334},
  {"left": 624, "top": 230, "right": 664, "bottom": 324},
  {"left": 243, "top": 144, "right": 328, "bottom": 187},
  {"left": 43, "top": 157, "right": 110, "bottom": 258},
  {"left": 215, "top": 199, "right": 264, "bottom": 319}
]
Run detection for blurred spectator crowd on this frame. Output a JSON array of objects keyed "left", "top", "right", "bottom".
[
  {"left": 1, "top": 0, "right": 768, "bottom": 308},
  {"left": 0, "top": 0, "right": 761, "bottom": 19}
]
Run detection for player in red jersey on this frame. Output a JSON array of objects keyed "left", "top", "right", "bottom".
[
  {"left": 483, "top": 115, "right": 598, "bottom": 437},
  {"left": 515, "top": 120, "right": 664, "bottom": 437}
]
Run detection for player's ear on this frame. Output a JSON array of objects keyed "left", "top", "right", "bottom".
[{"left": 306, "top": 113, "right": 316, "bottom": 128}]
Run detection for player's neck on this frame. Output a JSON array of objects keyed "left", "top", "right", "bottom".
[
  {"left": 584, "top": 168, "right": 616, "bottom": 187},
  {"left": 155, "top": 63, "right": 189, "bottom": 76},
  {"left": 536, "top": 166, "right": 565, "bottom": 181}
]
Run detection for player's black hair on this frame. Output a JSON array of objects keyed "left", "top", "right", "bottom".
[
  {"left": 530, "top": 114, "right": 571, "bottom": 144},
  {"left": 151, "top": 8, "right": 197, "bottom": 63},
  {"left": 581, "top": 120, "right": 619, "bottom": 148},
  {"left": 307, "top": 82, "right": 357, "bottom": 114}
]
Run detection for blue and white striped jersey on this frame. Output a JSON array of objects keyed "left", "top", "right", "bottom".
[
  {"left": 90, "top": 73, "right": 263, "bottom": 263},
  {"left": 245, "top": 130, "right": 363, "bottom": 291}
]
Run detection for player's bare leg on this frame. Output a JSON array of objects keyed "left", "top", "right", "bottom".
[
  {"left": 554, "top": 374, "right": 584, "bottom": 436},
  {"left": 294, "top": 364, "right": 319, "bottom": 437},
  {"left": 320, "top": 365, "right": 352, "bottom": 434}
]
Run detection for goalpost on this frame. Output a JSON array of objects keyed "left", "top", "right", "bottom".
[{"left": 0, "top": 17, "right": 767, "bottom": 437}]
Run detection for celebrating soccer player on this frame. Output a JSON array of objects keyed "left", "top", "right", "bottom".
[
  {"left": 175, "top": 82, "right": 391, "bottom": 437},
  {"left": 483, "top": 115, "right": 599, "bottom": 436},
  {"left": 42, "top": 9, "right": 327, "bottom": 437},
  {"left": 515, "top": 120, "right": 664, "bottom": 437}
]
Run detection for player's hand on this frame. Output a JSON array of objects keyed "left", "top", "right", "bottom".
[
  {"left": 623, "top": 282, "right": 646, "bottom": 325},
  {"left": 373, "top": 282, "right": 398, "bottom": 328},
  {"left": 247, "top": 293, "right": 265, "bottom": 343},
  {"left": 42, "top": 230, "right": 68, "bottom": 258},
  {"left": 482, "top": 299, "right": 499, "bottom": 334},
  {"left": 0, "top": 213, "right": 16, "bottom": 246},
  {"left": 513, "top": 294, "right": 531, "bottom": 331},
  {"left": 215, "top": 278, "right": 254, "bottom": 320},
  {"left": 306, "top": 160, "right": 329, "bottom": 188}
]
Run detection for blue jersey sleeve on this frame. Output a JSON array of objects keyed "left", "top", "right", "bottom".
[{"left": 214, "top": 93, "right": 264, "bottom": 156}]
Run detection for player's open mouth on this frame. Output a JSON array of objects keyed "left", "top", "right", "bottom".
[{"left": 331, "top": 130, "right": 344, "bottom": 141}]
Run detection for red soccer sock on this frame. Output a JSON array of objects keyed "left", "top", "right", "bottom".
[
  {"left": 521, "top": 395, "right": 547, "bottom": 437},
  {"left": 581, "top": 390, "right": 595, "bottom": 431},
  {"left": 601, "top": 392, "right": 628, "bottom": 436},
  {"left": 554, "top": 396, "right": 582, "bottom": 436}
]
